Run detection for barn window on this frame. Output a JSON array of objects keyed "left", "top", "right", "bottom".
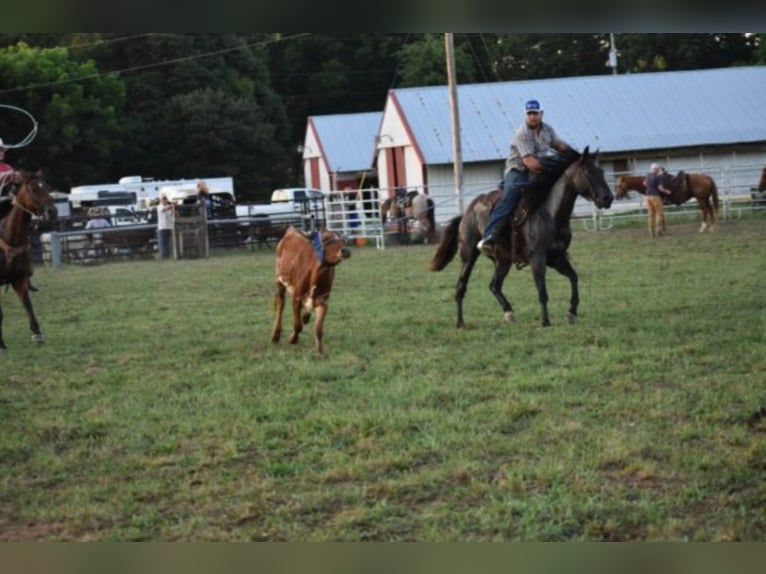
[{"left": 613, "top": 158, "right": 629, "bottom": 175}]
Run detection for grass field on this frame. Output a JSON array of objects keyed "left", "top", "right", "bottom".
[{"left": 1, "top": 215, "right": 765, "bottom": 541}]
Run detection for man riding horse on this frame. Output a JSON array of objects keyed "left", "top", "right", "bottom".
[{"left": 477, "top": 98, "right": 575, "bottom": 257}]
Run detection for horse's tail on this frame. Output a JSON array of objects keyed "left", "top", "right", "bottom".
[
  {"left": 429, "top": 215, "right": 461, "bottom": 271},
  {"left": 709, "top": 176, "right": 720, "bottom": 218}
]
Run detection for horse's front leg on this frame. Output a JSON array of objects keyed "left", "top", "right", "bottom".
[
  {"left": 488, "top": 258, "right": 515, "bottom": 323},
  {"left": 549, "top": 252, "right": 579, "bottom": 324},
  {"left": 13, "top": 280, "right": 44, "bottom": 343},
  {"left": 530, "top": 255, "right": 551, "bottom": 327}
]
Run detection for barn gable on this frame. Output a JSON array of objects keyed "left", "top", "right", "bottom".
[{"left": 303, "top": 111, "right": 382, "bottom": 191}]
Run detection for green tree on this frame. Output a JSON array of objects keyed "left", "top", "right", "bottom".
[
  {"left": 614, "top": 34, "right": 758, "bottom": 72},
  {"left": 756, "top": 34, "right": 766, "bottom": 64},
  {"left": 396, "top": 34, "right": 477, "bottom": 87},
  {"left": 79, "top": 33, "right": 290, "bottom": 199},
  {"left": 491, "top": 34, "right": 609, "bottom": 80},
  {"left": 0, "top": 41, "right": 125, "bottom": 191},
  {"left": 153, "top": 88, "right": 287, "bottom": 201},
  {"left": 268, "top": 34, "right": 403, "bottom": 141}
]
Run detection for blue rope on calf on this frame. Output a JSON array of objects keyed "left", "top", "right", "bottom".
[{"left": 311, "top": 230, "right": 324, "bottom": 262}]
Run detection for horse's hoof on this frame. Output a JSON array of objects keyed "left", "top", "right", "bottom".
[
  {"left": 504, "top": 311, "right": 516, "bottom": 323},
  {"left": 566, "top": 312, "right": 577, "bottom": 324},
  {"left": 31, "top": 334, "right": 45, "bottom": 344}
]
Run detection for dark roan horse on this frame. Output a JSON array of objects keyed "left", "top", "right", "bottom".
[
  {"left": 615, "top": 171, "right": 719, "bottom": 232},
  {"left": 380, "top": 194, "right": 409, "bottom": 241},
  {"left": 0, "top": 170, "right": 56, "bottom": 350},
  {"left": 430, "top": 147, "right": 613, "bottom": 329}
]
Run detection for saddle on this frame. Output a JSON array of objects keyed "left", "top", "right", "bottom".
[{"left": 486, "top": 192, "right": 531, "bottom": 268}]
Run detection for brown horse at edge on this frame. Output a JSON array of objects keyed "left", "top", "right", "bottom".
[{"left": 0, "top": 170, "right": 56, "bottom": 350}]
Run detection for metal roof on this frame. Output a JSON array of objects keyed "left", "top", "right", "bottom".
[
  {"left": 391, "top": 66, "right": 766, "bottom": 165},
  {"left": 309, "top": 111, "right": 382, "bottom": 172}
]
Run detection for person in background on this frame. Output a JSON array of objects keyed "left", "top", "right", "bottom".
[
  {"left": 477, "top": 99, "right": 575, "bottom": 256},
  {"left": 197, "top": 181, "right": 212, "bottom": 219},
  {"left": 156, "top": 193, "right": 175, "bottom": 259},
  {"left": 644, "top": 163, "right": 673, "bottom": 237},
  {"left": 83, "top": 207, "right": 112, "bottom": 260}
]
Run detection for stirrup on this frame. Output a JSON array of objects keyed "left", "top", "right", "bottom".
[{"left": 477, "top": 238, "right": 496, "bottom": 256}]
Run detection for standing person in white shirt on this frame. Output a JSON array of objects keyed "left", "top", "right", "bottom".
[{"left": 156, "top": 193, "right": 175, "bottom": 259}]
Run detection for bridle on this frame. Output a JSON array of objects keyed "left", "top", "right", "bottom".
[{"left": 12, "top": 177, "right": 51, "bottom": 218}]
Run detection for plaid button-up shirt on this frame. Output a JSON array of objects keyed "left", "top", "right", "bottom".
[{"left": 504, "top": 122, "right": 567, "bottom": 175}]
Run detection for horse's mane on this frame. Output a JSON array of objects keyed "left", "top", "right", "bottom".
[{"left": 521, "top": 148, "right": 582, "bottom": 216}]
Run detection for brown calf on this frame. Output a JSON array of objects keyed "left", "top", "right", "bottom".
[{"left": 270, "top": 226, "right": 350, "bottom": 354}]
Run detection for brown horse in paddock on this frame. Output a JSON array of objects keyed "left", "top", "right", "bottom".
[
  {"left": 0, "top": 171, "right": 56, "bottom": 350},
  {"left": 615, "top": 173, "right": 680, "bottom": 203},
  {"left": 614, "top": 174, "right": 647, "bottom": 199},
  {"left": 616, "top": 171, "right": 718, "bottom": 232},
  {"left": 758, "top": 166, "right": 766, "bottom": 192},
  {"left": 430, "top": 147, "right": 613, "bottom": 329},
  {"left": 671, "top": 171, "right": 720, "bottom": 232}
]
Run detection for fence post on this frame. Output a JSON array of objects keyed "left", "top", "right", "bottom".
[{"left": 50, "top": 232, "right": 61, "bottom": 268}]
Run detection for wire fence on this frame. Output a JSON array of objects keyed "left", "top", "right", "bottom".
[{"left": 29, "top": 161, "right": 766, "bottom": 268}]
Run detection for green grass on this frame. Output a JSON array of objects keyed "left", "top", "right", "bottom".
[{"left": 1, "top": 216, "right": 765, "bottom": 541}]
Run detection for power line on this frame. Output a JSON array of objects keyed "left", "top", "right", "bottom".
[
  {"left": 0, "top": 33, "right": 312, "bottom": 96},
  {"left": 65, "top": 33, "right": 169, "bottom": 50}
]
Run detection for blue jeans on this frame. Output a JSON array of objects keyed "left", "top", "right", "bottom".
[
  {"left": 482, "top": 169, "right": 530, "bottom": 240},
  {"left": 157, "top": 228, "right": 173, "bottom": 259}
]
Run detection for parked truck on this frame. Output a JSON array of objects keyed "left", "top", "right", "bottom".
[{"left": 235, "top": 187, "right": 327, "bottom": 245}]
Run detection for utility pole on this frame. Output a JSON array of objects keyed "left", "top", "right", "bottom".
[
  {"left": 607, "top": 33, "right": 618, "bottom": 75},
  {"left": 445, "top": 33, "right": 464, "bottom": 213}
]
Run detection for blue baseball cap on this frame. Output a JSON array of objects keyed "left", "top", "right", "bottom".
[{"left": 525, "top": 99, "right": 542, "bottom": 113}]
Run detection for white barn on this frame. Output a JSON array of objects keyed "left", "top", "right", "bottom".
[
  {"left": 299, "top": 66, "right": 766, "bottom": 224},
  {"left": 374, "top": 66, "right": 766, "bottom": 223}
]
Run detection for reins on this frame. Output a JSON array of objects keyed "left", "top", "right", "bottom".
[{"left": 12, "top": 196, "right": 39, "bottom": 218}]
